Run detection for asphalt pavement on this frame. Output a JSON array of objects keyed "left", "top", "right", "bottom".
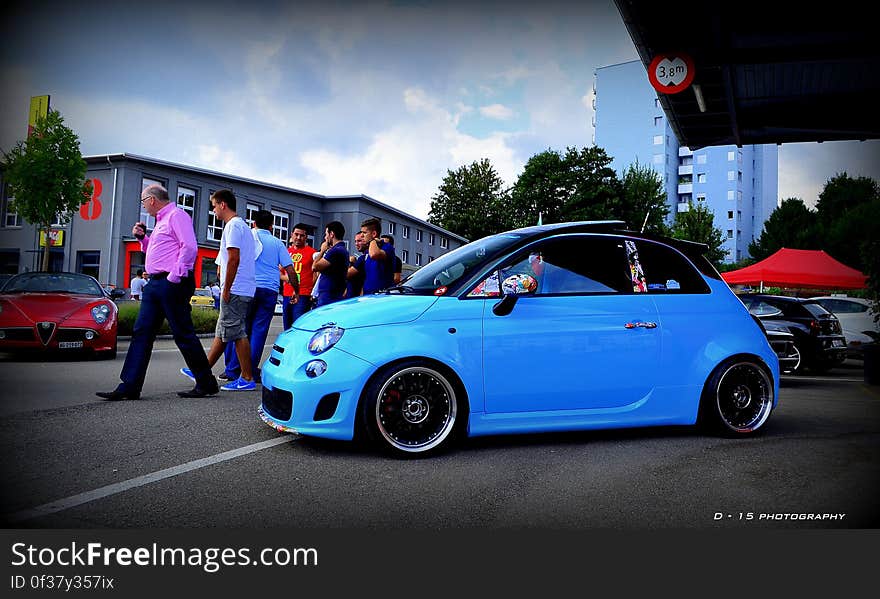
[{"left": 0, "top": 326, "right": 877, "bottom": 529}]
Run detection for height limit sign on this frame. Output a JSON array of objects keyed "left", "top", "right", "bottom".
[{"left": 648, "top": 53, "right": 695, "bottom": 94}]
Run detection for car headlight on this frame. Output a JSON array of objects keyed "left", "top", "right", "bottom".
[
  {"left": 91, "top": 303, "right": 111, "bottom": 324},
  {"left": 308, "top": 325, "right": 344, "bottom": 355}
]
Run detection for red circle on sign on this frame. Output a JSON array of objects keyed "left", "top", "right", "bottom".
[{"left": 647, "top": 53, "right": 695, "bottom": 94}]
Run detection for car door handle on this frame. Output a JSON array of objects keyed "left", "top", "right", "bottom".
[{"left": 624, "top": 321, "right": 657, "bottom": 329}]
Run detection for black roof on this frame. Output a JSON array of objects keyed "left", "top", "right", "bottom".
[{"left": 614, "top": 0, "right": 879, "bottom": 148}]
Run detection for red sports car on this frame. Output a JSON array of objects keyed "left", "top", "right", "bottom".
[{"left": 0, "top": 272, "right": 119, "bottom": 359}]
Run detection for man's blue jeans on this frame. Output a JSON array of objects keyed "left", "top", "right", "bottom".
[{"left": 223, "top": 287, "right": 278, "bottom": 379}]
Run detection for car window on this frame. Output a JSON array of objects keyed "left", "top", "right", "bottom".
[
  {"left": 746, "top": 300, "right": 783, "bottom": 317},
  {"left": 821, "top": 299, "right": 867, "bottom": 314},
  {"left": 629, "top": 239, "right": 710, "bottom": 294},
  {"left": 802, "top": 302, "right": 832, "bottom": 317},
  {"left": 468, "top": 235, "right": 630, "bottom": 297}
]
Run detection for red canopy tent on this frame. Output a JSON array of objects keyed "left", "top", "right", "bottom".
[{"left": 722, "top": 248, "right": 868, "bottom": 290}]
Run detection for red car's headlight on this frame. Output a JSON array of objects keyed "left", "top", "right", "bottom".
[{"left": 91, "top": 303, "right": 112, "bottom": 325}]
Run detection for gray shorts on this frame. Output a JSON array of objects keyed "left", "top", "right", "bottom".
[{"left": 216, "top": 293, "right": 253, "bottom": 342}]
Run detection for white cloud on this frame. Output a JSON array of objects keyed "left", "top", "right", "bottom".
[
  {"left": 479, "top": 104, "right": 515, "bottom": 120},
  {"left": 292, "top": 87, "right": 522, "bottom": 219}
]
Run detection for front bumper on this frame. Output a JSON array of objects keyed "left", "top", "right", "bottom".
[
  {"left": 0, "top": 324, "right": 115, "bottom": 352},
  {"left": 258, "top": 330, "right": 376, "bottom": 440}
]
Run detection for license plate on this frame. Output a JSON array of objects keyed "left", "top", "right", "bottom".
[
  {"left": 58, "top": 341, "right": 84, "bottom": 349},
  {"left": 832, "top": 339, "right": 845, "bottom": 348}
]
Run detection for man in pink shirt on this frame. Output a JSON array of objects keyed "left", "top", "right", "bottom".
[{"left": 97, "top": 185, "right": 218, "bottom": 400}]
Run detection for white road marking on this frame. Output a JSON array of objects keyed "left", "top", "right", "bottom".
[{"left": 7, "top": 436, "right": 295, "bottom": 523}]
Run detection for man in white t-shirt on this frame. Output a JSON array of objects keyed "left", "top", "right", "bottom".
[
  {"left": 180, "top": 189, "right": 257, "bottom": 392},
  {"left": 130, "top": 270, "right": 147, "bottom": 300}
]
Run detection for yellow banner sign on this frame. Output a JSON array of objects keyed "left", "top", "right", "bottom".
[
  {"left": 28, "top": 95, "right": 51, "bottom": 136},
  {"left": 39, "top": 229, "right": 64, "bottom": 247}
]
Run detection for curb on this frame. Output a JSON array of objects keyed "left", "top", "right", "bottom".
[{"left": 118, "top": 333, "right": 216, "bottom": 341}]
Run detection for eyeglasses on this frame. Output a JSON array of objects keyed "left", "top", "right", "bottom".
[{"left": 139, "top": 195, "right": 152, "bottom": 203}]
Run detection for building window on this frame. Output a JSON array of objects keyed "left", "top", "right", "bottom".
[
  {"left": 727, "top": 170, "right": 735, "bottom": 181},
  {"left": 727, "top": 151, "right": 735, "bottom": 161},
  {"left": 76, "top": 251, "right": 101, "bottom": 280},
  {"left": 429, "top": 233, "right": 435, "bottom": 246},
  {"left": 177, "top": 185, "right": 196, "bottom": 219},
  {"left": 653, "top": 154, "right": 664, "bottom": 164},
  {"left": 271, "top": 210, "right": 289, "bottom": 241},
  {"left": 4, "top": 196, "right": 21, "bottom": 227},
  {"left": 201, "top": 256, "right": 218, "bottom": 287},
  {"left": 415, "top": 253, "right": 422, "bottom": 266},
  {"left": 738, "top": 171, "right": 743, "bottom": 182},
  {"left": 727, "top": 190, "right": 735, "bottom": 200},
  {"left": 654, "top": 116, "right": 663, "bottom": 126},
  {"left": 388, "top": 221, "right": 396, "bottom": 235},
  {"left": 726, "top": 230, "right": 734, "bottom": 239},
  {"left": 246, "top": 203, "right": 260, "bottom": 226},
  {"left": 141, "top": 177, "right": 163, "bottom": 229},
  {"left": 655, "top": 98, "right": 661, "bottom": 107},
  {"left": 428, "top": 256, "right": 435, "bottom": 262},
  {"left": 696, "top": 154, "right": 707, "bottom": 164},
  {"left": 207, "top": 193, "right": 223, "bottom": 242},
  {"left": 653, "top": 135, "right": 663, "bottom": 145},
  {"left": 727, "top": 211, "right": 734, "bottom": 219},
  {"left": 416, "top": 229, "right": 423, "bottom": 242},
  {"left": 697, "top": 174, "right": 706, "bottom": 183},
  {"left": 51, "top": 212, "right": 68, "bottom": 227},
  {"left": 440, "top": 237, "right": 448, "bottom": 249},
  {"left": 402, "top": 225, "right": 410, "bottom": 239},
  {"left": 0, "top": 249, "right": 20, "bottom": 273},
  {"left": 401, "top": 249, "right": 409, "bottom": 264}
]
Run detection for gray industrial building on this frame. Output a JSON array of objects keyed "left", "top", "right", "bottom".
[{"left": 0, "top": 153, "right": 466, "bottom": 290}]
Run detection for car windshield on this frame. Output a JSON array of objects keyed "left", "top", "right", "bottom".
[
  {"left": 1, "top": 273, "right": 105, "bottom": 296},
  {"left": 194, "top": 289, "right": 213, "bottom": 297},
  {"left": 399, "top": 232, "right": 528, "bottom": 294}
]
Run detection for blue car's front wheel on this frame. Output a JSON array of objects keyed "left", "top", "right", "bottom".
[{"left": 365, "top": 361, "right": 461, "bottom": 456}]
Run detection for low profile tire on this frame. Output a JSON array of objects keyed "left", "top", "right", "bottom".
[
  {"left": 363, "top": 361, "right": 463, "bottom": 456},
  {"left": 702, "top": 359, "right": 774, "bottom": 436}
]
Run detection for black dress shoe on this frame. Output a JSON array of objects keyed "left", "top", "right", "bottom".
[
  {"left": 178, "top": 384, "right": 220, "bottom": 398},
  {"left": 96, "top": 390, "right": 140, "bottom": 401}
]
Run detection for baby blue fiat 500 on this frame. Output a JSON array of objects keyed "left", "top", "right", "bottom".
[{"left": 259, "top": 221, "right": 778, "bottom": 456}]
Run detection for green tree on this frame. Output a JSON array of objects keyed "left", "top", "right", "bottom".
[
  {"left": 620, "top": 159, "right": 670, "bottom": 234},
  {"left": 748, "top": 198, "right": 820, "bottom": 261},
  {"left": 427, "top": 158, "right": 511, "bottom": 241},
  {"left": 815, "top": 172, "right": 880, "bottom": 272},
  {"left": 2, "top": 110, "right": 91, "bottom": 271},
  {"left": 671, "top": 199, "right": 727, "bottom": 267},
  {"left": 509, "top": 146, "right": 623, "bottom": 228}
]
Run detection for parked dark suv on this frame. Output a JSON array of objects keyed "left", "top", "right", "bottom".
[{"left": 739, "top": 294, "right": 846, "bottom": 373}]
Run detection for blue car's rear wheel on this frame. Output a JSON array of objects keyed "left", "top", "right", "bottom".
[
  {"left": 366, "top": 362, "right": 460, "bottom": 456},
  {"left": 704, "top": 359, "right": 774, "bottom": 435}
]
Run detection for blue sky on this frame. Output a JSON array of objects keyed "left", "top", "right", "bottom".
[{"left": 1, "top": 0, "right": 877, "bottom": 220}]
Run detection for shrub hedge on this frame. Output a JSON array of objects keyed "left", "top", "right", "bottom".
[{"left": 116, "top": 302, "right": 218, "bottom": 336}]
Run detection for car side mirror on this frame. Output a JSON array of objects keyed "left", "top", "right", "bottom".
[
  {"left": 110, "top": 288, "right": 126, "bottom": 299},
  {"left": 492, "top": 293, "right": 518, "bottom": 316}
]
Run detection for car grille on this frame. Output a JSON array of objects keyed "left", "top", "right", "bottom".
[
  {"left": 262, "top": 386, "right": 293, "bottom": 421},
  {"left": 0, "top": 327, "right": 36, "bottom": 341},
  {"left": 769, "top": 338, "right": 794, "bottom": 358},
  {"left": 36, "top": 322, "right": 56, "bottom": 345},
  {"left": 55, "top": 328, "right": 99, "bottom": 342}
]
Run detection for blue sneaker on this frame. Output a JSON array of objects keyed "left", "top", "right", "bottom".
[
  {"left": 221, "top": 376, "right": 257, "bottom": 391},
  {"left": 180, "top": 367, "right": 195, "bottom": 381}
]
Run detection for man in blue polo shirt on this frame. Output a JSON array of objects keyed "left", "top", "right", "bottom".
[
  {"left": 312, "top": 221, "right": 349, "bottom": 307},
  {"left": 359, "top": 217, "right": 395, "bottom": 294}
]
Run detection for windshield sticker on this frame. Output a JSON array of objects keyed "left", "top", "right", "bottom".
[
  {"left": 468, "top": 272, "right": 500, "bottom": 297},
  {"left": 648, "top": 283, "right": 666, "bottom": 291},
  {"left": 433, "top": 286, "right": 448, "bottom": 296},
  {"left": 666, "top": 279, "right": 681, "bottom": 290},
  {"left": 625, "top": 240, "right": 647, "bottom": 293}
]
